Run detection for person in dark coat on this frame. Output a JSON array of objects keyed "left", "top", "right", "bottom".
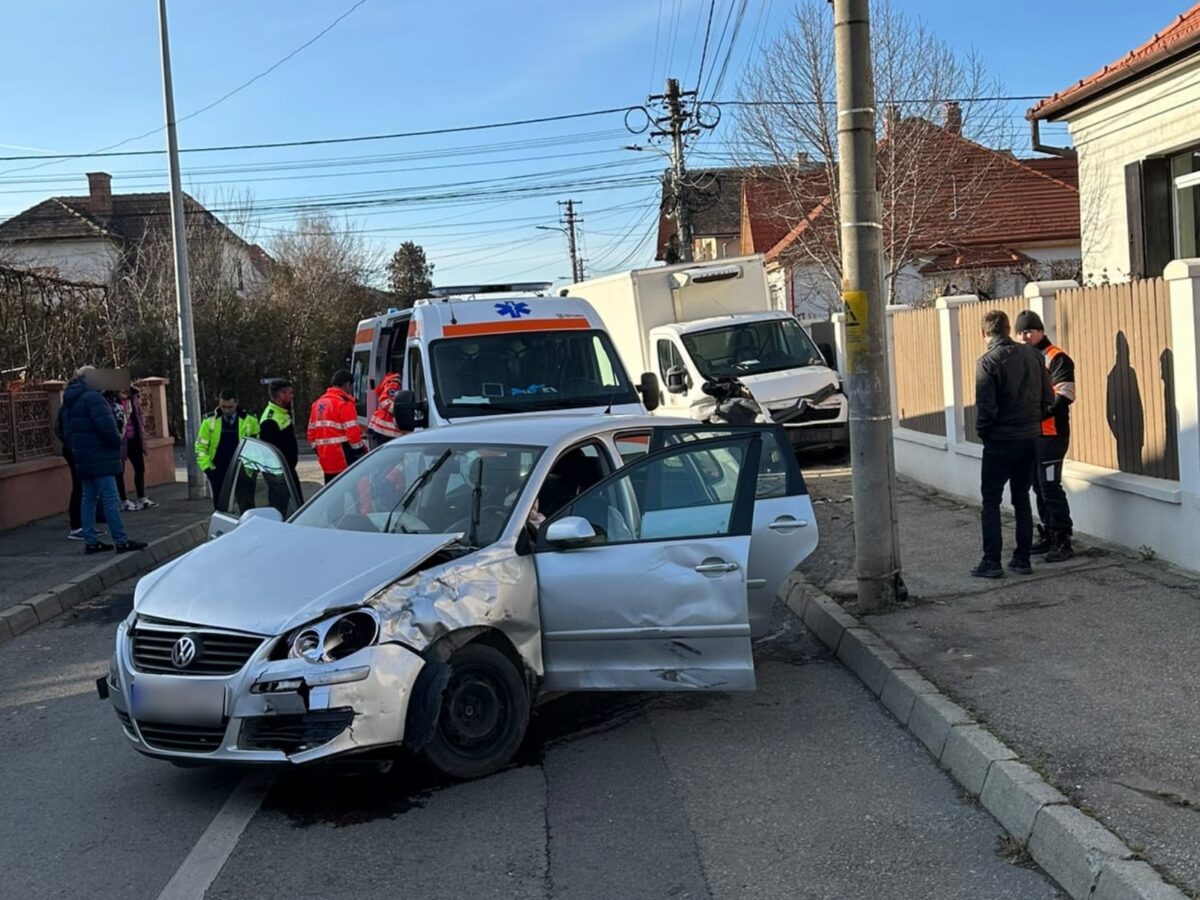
[
  {"left": 972, "top": 311, "right": 1052, "bottom": 579},
  {"left": 61, "top": 367, "right": 147, "bottom": 555}
]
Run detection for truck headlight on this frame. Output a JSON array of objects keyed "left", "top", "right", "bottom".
[{"left": 288, "top": 610, "right": 379, "bottom": 663}]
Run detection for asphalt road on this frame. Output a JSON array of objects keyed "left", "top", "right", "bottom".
[{"left": 0, "top": 559, "right": 1062, "bottom": 900}]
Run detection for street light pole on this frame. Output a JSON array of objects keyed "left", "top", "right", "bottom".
[
  {"left": 156, "top": 0, "right": 205, "bottom": 500},
  {"left": 833, "top": 0, "right": 904, "bottom": 612}
]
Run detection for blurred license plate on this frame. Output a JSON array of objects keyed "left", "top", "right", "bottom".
[{"left": 130, "top": 677, "right": 225, "bottom": 725}]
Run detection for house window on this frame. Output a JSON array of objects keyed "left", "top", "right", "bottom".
[{"left": 1171, "top": 149, "right": 1200, "bottom": 259}]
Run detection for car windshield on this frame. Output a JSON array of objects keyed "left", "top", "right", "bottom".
[
  {"left": 292, "top": 442, "right": 544, "bottom": 547},
  {"left": 429, "top": 329, "right": 638, "bottom": 418},
  {"left": 681, "top": 318, "right": 825, "bottom": 378}
]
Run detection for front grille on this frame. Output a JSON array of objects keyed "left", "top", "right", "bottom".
[
  {"left": 131, "top": 622, "right": 264, "bottom": 675},
  {"left": 796, "top": 405, "right": 841, "bottom": 423},
  {"left": 239, "top": 709, "right": 355, "bottom": 754},
  {"left": 136, "top": 719, "right": 228, "bottom": 753}
]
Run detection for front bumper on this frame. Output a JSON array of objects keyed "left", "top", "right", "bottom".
[
  {"left": 784, "top": 421, "right": 849, "bottom": 449},
  {"left": 771, "top": 393, "right": 849, "bottom": 449},
  {"left": 105, "top": 621, "right": 426, "bottom": 765}
]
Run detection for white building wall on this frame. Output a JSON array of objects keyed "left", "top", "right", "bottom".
[
  {"left": 1064, "top": 57, "right": 1200, "bottom": 281},
  {"left": 2, "top": 238, "right": 119, "bottom": 283}
]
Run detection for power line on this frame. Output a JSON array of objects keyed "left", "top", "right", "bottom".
[{"left": 695, "top": 1, "right": 718, "bottom": 93}]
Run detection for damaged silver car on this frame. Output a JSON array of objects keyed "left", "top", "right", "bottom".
[{"left": 99, "top": 415, "right": 818, "bottom": 778}]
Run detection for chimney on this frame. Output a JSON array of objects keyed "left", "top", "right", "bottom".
[
  {"left": 883, "top": 104, "right": 900, "bottom": 138},
  {"left": 86, "top": 172, "right": 112, "bottom": 221},
  {"left": 943, "top": 101, "right": 963, "bottom": 135}
]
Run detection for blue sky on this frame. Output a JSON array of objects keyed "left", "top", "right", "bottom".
[{"left": 0, "top": 0, "right": 1191, "bottom": 285}]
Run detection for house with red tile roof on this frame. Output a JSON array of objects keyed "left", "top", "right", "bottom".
[
  {"left": 753, "top": 113, "right": 1081, "bottom": 319},
  {"left": 1029, "top": 3, "right": 1200, "bottom": 282},
  {"left": 0, "top": 172, "right": 271, "bottom": 289}
]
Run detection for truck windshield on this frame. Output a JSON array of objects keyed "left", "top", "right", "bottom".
[
  {"left": 428, "top": 329, "right": 638, "bottom": 418},
  {"left": 681, "top": 318, "right": 826, "bottom": 378}
]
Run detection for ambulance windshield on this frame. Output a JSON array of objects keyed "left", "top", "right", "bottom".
[{"left": 429, "top": 329, "right": 638, "bottom": 417}]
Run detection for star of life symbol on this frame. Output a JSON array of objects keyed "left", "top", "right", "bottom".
[{"left": 495, "top": 301, "right": 531, "bottom": 319}]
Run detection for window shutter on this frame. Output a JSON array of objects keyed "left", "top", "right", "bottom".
[
  {"left": 1126, "top": 161, "right": 1146, "bottom": 279},
  {"left": 1142, "top": 156, "right": 1173, "bottom": 277}
]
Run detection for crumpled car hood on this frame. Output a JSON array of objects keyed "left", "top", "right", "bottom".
[
  {"left": 737, "top": 366, "right": 839, "bottom": 404},
  {"left": 133, "top": 517, "right": 457, "bottom": 635}
]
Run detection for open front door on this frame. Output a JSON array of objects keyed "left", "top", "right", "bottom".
[
  {"left": 650, "top": 424, "right": 818, "bottom": 637},
  {"left": 534, "top": 434, "right": 762, "bottom": 692},
  {"left": 207, "top": 438, "right": 304, "bottom": 540}
]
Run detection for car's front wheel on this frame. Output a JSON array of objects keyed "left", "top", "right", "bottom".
[{"left": 420, "top": 643, "right": 530, "bottom": 780}]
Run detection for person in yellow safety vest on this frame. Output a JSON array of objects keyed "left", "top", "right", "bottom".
[
  {"left": 196, "top": 388, "right": 260, "bottom": 509},
  {"left": 259, "top": 379, "right": 299, "bottom": 514},
  {"left": 368, "top": 372, "right": 407, "bottom": 448}
]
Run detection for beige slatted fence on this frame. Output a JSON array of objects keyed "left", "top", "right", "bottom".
[
  {"left": 1056, "top": 279, "right": 1177, "bottom": 480},
  {"left": 957, "top": 296, "right": 1027, "bottom": 443},
  {"left": 892, "top": 307, "right": 945, "bottom": 436}
]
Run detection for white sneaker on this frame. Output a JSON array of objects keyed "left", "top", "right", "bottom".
[
  {"left": 121, "top": 499, "right": 138, "bottom": 512},
  {"left": 68, "top": 528, "right": 86, "bottom": 541},
  {"left": 138, "top": 497, "right": 159, "bottom": 510}
]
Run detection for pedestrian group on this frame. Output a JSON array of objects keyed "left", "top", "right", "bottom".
[{"left": 972, "top": 309, "right": 1076, "bottom": 578}]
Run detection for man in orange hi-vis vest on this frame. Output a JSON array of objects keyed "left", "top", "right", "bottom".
[
  {"left": 367, "top": 371, "right": 407, "bottom": 448},
  {"left": 1015, "top": 310, "right": 1076, "bottom": 562},
  {"left": 307, "top": 370, "right": 366, "bottom": 483}
]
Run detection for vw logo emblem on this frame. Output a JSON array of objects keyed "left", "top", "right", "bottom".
[{"left": 172, "top": 635, "right": 199, "bottom": 669}]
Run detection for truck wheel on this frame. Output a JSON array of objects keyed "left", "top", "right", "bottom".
[{"left": 420, "top": 643, "right": 530, "bottom": 780}]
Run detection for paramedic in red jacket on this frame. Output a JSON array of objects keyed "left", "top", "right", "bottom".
[{"left": 307, "top": 370, "right": 366, "bottom": 483}]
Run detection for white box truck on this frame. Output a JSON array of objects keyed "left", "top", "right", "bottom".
[{"left": 566, "top": 256, "right": 848, "bottom": 452}]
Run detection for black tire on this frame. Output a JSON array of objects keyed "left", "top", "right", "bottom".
[{"left": 420, "top": 642, "right": 530, "bottom": 780}]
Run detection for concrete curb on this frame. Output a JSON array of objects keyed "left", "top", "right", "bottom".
[
  {"left": 0, "top": 520, "right": 208, "bottom": 644},
  {"left": 783, "top": 581, "right": 1190, "bottom": 900}
]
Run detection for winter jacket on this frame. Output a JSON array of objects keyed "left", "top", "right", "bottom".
[
  {"left": 61, "top": 377, "right": 123, "bottom": 479},
  {"left": 307, "top": 386, "right": 365, "bottom": 475},
  {"left": 259, "top": 401, "right": 299, "bottom": 470},
  {"left": 1034, "top": 337, "right": 1075, "bottom": 440},
  {"left": 195, "top": 409, "right": 259, "bottom": 472},
  {"left": 975, "top": 336, "right": 1052, "bottom": 442}
]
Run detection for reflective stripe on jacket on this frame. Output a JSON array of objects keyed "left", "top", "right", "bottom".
[
  {"left": 195, "top": 409, "right": 259, "bottom": 471},
  {"left": 1038, "top": 340, "right": 1076, "bottom": 439},
  {"left": 368, "top": 372, "right": 405, "bottom": 438},
  {"left": 307, "top": 387, "right": 365, "bottom": 474}
]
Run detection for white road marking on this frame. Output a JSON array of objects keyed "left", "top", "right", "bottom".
[{"left": 155, "top": 772, "right": 274, "bottom": 900}]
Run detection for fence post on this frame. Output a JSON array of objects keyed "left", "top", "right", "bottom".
[
  {"left": 134, "top": 377, "right": 170, "bottom": 439},
  {"left": 1166, "top": 260, "right": 1200, "bottom": 496},
  {"left": 1022, "top": 280, "right": 1078, "bottom": 343},
  {"left": 885, "top": 305, "right": 906, "bottom": 418},
  {"left": 935, "top": 294, "right": 979, "bottom": 445},
  {"left": 41, "top": 380, "right": 67, "bottom": 454},
  {"left": 831, "top": 312, "right": 848, "bottom": 379}
]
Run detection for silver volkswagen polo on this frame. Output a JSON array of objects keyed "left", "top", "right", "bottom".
[{"left": 101, "top": 415, "right": 818, "bottom": 779}]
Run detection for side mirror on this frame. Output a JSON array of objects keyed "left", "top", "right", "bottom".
[
  {"left": 665, "top": 366, "right": 689, "bottom": 394},
  {"left": 393, "top": 389, "right": 425, "bottom": 430},
  {"left": 818, "top": 342, "right": 837, "bottom": 370},
  {"left": 545, "top": 516, "right": 597, "bottom": 547},
  {"left": 240, "top": 506, "right": 283, "bottom": 524},
  {"left": 638, "top": 372, "right": 661, "bottom": 412}
]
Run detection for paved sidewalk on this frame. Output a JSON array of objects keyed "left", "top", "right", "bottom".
[{"left": 802, "top": 466, "right": 1200, "bottom": 897}]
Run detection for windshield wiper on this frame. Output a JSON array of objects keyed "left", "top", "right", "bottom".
[{"left": 383, "top": 448, "right": 452, "bottom": 534}]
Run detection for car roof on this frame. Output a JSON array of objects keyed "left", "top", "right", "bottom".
[{"left": 385, "top": 413, "right": 694, "bottom": 449}]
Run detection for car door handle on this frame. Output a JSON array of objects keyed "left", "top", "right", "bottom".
[
  {"left": 695, "top": 561, "right": 739, "bottom": 574},
  {"left": 768, "top": 517, "right": 807, "bottom": 532}
]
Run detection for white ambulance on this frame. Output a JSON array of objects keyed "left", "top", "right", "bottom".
[{"left": 350, "top": 284, "right": 660, "bottom": 431}]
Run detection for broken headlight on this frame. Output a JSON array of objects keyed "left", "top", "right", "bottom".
[{"left": 288, "top": 610, "right": 379, "bottom": 664}]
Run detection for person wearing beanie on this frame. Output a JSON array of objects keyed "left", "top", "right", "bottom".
[{"left": 1015, "top": 309, "right": 1076, "bottom": 562}]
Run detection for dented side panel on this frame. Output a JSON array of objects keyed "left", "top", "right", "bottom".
[{"left": 371, "top": 544, "right": 543, "bottom": 676}]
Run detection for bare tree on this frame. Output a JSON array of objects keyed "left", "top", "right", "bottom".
[{"left": 735, "top": 0, "right": 1018, "bottom": 308}]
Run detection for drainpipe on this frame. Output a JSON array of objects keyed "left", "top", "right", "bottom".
[{"left": 1029, "top": 117, "right": 1076, "bottom": 159}]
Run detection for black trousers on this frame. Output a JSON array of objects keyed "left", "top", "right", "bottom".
[
  {"left": 981, "top": 438, "right": 1036, "bottom": 564},
  {"left": 1033, "top": 436, "right": 1073, "bottom": 537},
  {"left": 127, "top": 434, "right": 147, "bottom": 498},
  {"left": 64, "top": 448, "right": 83, "bottom": 530}
]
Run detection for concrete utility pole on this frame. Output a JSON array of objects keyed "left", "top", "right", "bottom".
[
  {"left": 560, "top": 199, "right": 583, "bottom": 282},
  {"left": 650, "top": 78, "right": 699, "bottom": 262},
  {"left": 157, "top": 0, "right": 205, "bottom": 500},
  {"left": 833, "top": 0, "right": 904, "bottom": 612}
]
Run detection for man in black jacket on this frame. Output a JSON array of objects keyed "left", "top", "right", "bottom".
[{"left": 973, "top": 310, "right": 1053, "bottom": 578}]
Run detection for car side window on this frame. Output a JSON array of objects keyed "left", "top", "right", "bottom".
[
  {"left": 656, "top": 339, "right": 685, "bottom": 382},
  {"left": 221, "top": 439, "right": 299, "bottom": 519},
  {"left": 406, "top": 346, "right": 427, "bottom": 404},
  {"left": 659, "top": 428, "right": 792, "bottom": 499},
  {"left": 567, "top": 440, "right": 750, "bottom": 544},
  {"left": 613, "top": 431, "right": 651, "bottom": 465}
]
